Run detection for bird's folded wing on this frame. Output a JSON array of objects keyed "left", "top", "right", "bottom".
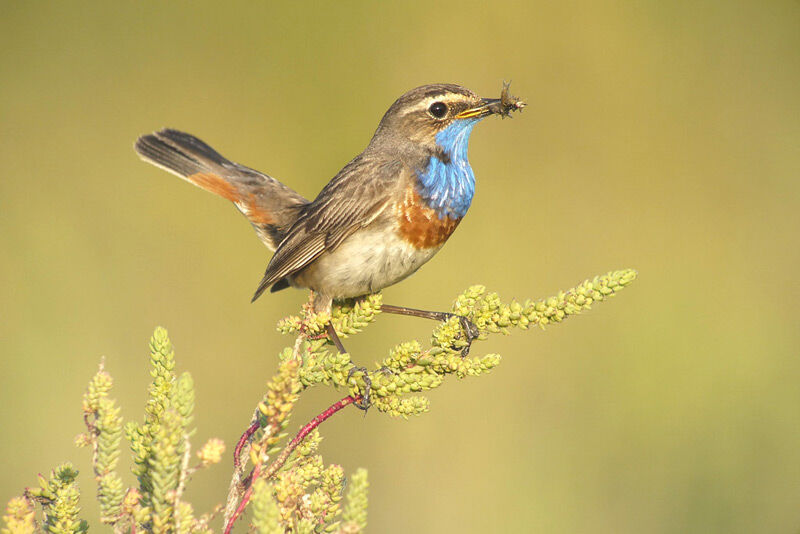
[{"left": 251, "top": 156, "right": 403, "bottom": 301}]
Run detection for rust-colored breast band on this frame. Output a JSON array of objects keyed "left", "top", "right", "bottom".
[{"left": 398, "top": 188, "right": 461, "bottom": 249}]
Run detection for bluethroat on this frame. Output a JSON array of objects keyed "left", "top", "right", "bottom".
[{"left": 135, "top": 83, "right": 524, "bottom": 405}]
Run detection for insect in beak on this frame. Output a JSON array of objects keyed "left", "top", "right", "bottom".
[{"left": 456, "top": 82, "right": 527, "bottom": 120}]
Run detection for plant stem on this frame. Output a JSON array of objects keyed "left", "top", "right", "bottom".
[
  {"left": 223, "top": 394, "right": 360, "bottom": 534},
  {"left": 234, "top": 420, "right": 261, "bottom": 469}
]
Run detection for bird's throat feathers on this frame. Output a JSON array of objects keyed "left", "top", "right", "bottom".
[{"left": 415, "top": 118, "right": 480, "bottom": 219}]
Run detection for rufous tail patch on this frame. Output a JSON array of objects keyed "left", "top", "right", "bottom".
[{"left": 187, "top": 172, "right": 241, "bottom": 203}]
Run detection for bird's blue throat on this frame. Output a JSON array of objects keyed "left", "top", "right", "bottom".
[{"left": 415, "top": 118, "right": 482, "bottom": 219}]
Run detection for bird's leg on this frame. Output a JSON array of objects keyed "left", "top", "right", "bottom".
[
  {"left": 325, "top": 322, "right": 372, "bottom": 411},
  {"left": 324, "top": 322, "right": 347, "bottom": 354},
  {"left": 380, "top": 304, "right": 480, "bottom": 357}
]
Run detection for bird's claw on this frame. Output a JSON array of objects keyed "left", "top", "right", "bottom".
[
  {"left": 347, "top": 366, "right": 372, "bottom": 411},
  {"left": 455, "top": 315, "right": 480, "bottom": 357},
  {"left": 375, "top": 366, "right": 395, "bottom": 377},
  {"left": 346, "top": 365, "right": 396, "bottom": 411}
]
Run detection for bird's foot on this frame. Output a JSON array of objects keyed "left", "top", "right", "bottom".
[
  {"left": 378, "top": 304, "right": 481, "bottom": 357},
  {"left": 346, "top": 366, "right": 396, "bottom": 411},
  {"left": 347, "top": 366, "right": 373, "bottom": 411},
  {"left": 375, "top": 365, "right": 395, "bottom": 377},
  {"left": 453, "top": 315, "right": 480, "bottom": 357}
]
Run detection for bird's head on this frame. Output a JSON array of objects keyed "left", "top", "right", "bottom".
[{"left": 367, "top": 83, "right": 523, "bottom": 160}]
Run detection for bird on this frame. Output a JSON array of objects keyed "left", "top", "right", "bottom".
[{"left": 135, "top": 83, "right": 524, "bottom": 403}]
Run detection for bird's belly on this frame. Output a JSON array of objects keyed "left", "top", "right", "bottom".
[{"left": 291, "top": 227, "right": 441, "bottom": 299}]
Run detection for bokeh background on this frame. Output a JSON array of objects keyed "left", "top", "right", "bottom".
[{"left": 2, "top": 2, "right": 799, "bottom": 532}]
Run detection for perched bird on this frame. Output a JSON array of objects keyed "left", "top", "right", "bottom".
[{"left": 135, "top": 83, "right": 524, "bottom": 386}]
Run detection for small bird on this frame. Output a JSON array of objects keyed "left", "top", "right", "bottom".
[{"left": 135, "top": 83, "right": 524, "bottom": 398}]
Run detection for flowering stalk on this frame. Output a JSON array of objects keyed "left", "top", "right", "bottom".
[{"left": 3, "top": 271, "right": 636, "bottom": 534}]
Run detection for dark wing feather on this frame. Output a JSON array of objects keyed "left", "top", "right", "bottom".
[{"left": 251, "top": 156, "right": 402, "bottom": 301}]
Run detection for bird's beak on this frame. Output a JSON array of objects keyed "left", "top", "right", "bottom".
[{"left": 455, "top": 98, "right": 501, "bottom": 120}]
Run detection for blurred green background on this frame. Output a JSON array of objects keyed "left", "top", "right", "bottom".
[{"left": 1, "top": 2, "right": 799, "bottom": 532}]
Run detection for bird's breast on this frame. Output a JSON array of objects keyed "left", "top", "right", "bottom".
[{"left": 396, "top": 187, "right": 462, "bottom": 249}]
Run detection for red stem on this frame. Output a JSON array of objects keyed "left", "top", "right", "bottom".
[
  {"left": 234, "top": 420, "right": 261, "bottom": 469},
  {"left": 223, "top": 394, "right": 360, "bottom": 534}
]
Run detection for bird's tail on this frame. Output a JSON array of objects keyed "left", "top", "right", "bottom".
[{"left": 134, "top": 129, "right": 308, "bottom": 250}]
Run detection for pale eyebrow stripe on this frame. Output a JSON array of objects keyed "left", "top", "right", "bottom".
[{"left": 400, "top": 94, "right": 471, "bottom": 116}]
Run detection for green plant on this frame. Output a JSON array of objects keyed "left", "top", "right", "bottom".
[{"left": 3, "top": 270, "right": 636, "bottom": 533}]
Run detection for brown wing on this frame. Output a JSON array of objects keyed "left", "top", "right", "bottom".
[
  {"left": 135, "top": 129, "right": 308, "bottom": 250},
  {"left": 251, "top": 155, "right": 403, "bottom": 301}
]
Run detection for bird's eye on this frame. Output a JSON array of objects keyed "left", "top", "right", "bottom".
[{"left": 428, "top": 101, "right": 448, "bottom": 119}]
